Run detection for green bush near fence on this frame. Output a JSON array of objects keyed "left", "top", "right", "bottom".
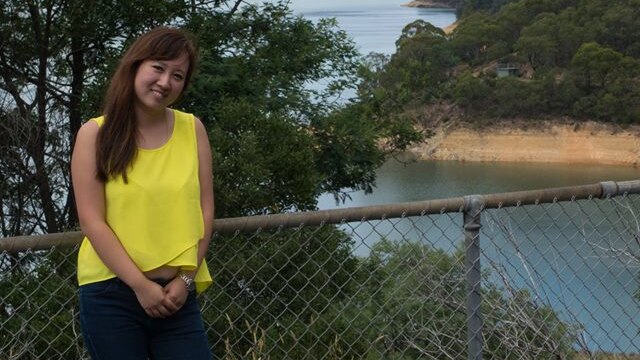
[
  {"left": 205, "top": 232, "right": 578, "bottom": 359},
  {"left": 0, "top": 248, "right": 81, "bottom": 359}
]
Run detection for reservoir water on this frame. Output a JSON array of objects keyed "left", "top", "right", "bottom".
[
  {"left": 318, "top": 159, "right": 640, "bottom": 209},
  {"left": 285, "top": 0, "right": 640, "bottom": 353},
  {"left": 290, "top": 0, "right": 457, "bottom": 55}
]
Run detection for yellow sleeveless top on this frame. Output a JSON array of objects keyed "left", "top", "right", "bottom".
[{"left": 77, "top": 109, "right": 212, "bottom": 293}]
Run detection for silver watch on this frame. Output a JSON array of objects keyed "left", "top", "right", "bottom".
[{"left": 177, "top": 272, "right": 195, "bottom": 291}]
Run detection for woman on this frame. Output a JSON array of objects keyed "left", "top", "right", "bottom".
[{"left": 71, "top": 27, "right": 214, "bottom": 359}]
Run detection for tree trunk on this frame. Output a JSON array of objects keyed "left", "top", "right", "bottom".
[
  {"left": 29, "top": 1, "right": 59, "bottom": 234},
  {"left": 66, "top": 33, "right": 86, "bottom": 229}
]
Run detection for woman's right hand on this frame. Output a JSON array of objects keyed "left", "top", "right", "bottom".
[{"left": 132, "top": 280, "right": 177, "bottom": 318}]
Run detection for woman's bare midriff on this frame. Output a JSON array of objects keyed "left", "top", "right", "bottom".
[{"left": 144, "top": 265, "right": 180, "bottom": 281}]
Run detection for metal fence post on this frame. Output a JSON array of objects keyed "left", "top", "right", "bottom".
[{"left": 464, "top": 195, "right": 484, "bottom": 360}]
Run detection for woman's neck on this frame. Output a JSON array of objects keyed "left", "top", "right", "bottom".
[
  {"left": 134, "top": 107, "right": 173, "bottom": 149},
  {"left": 135, "top": 106, "right": 168, "bottom": 128}
]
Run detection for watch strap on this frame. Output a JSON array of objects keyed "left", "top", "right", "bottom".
[{"left": 177, "top": 272, "right": 195, "bottom": 291}]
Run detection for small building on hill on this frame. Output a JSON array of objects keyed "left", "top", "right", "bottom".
[{"left": 496, "top": 63, "right": 520, "bottom": 78}]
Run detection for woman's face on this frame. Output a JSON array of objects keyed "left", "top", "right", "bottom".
[{"left": 133, "top": 52, "right": 190, "bottom": 113}]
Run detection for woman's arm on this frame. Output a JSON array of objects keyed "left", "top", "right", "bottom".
[
  {"left": 194, "top": 116, "right": 215, "bottom": 267},
  {"left": 163, "top": 116, "right": 213, "bottom": 304},
  {"left": 72, "top": 121, "right": 174, "bottom": 318}
]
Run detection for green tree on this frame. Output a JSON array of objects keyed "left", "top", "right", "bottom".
[
  {"left": 181, "top": 2, "right": 415, "bottom": 216},
  {"left": 593, "top": 0, "right": 640, "bottom": 56},
  {"left": 460, "top": 0, "right": 518, "bottom": 16},
  {"left": 358, "top": 20, "right": 456, "bottom": 121},
  {"left": 570, "top": 42, "right": 625, "bottom": 91},
  {"left": 539, "top": 71, "right": 580, "bottom": 115},
  {"left": 493, "top": 1, "right": 532, "bottom": 46},
  {"left": 515, "top": 13, "right": 564, "bottom": 72},
  {"left": 451, "top": 13, "right": 501, "bottom": 64},
  {"left": 492, "top": 77, "right": 547, "bottom": 117},
  {"left": 452, "top": 71, "right": 494, "bottom": 111},
  {"left": 207, "top": 227, "right": 359, "bottom": 359},
  {"left": 393, "top": 20, "right": 457, "bottom": 95},
  {"left": 351, "top": 239, "right": 575, "bottom": 359}
]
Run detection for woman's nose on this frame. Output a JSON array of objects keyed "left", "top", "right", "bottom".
[{"left": 156, "top": 73, "right": 171, "bottom": 88}]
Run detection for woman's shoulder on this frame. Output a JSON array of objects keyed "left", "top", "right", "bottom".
[
  {"left": 81, "top": 115, "right": 105, "bottom": 128},
  {"left": 78, "top": 117, "right": 102, "bottom": 134},
  {"left": 171, "top": 109, "right": 207, "bottom": 142},
  {"left": 73, "top": 118, "right": 102, "bottom": 153},
  {"left": 75, "top": 116, "right": 105, "bottom": 144},
  {"left": 172, "top": 108, "right": 196, "bottom": 123},
  {"left": 172, "top": 109, "right": 205, "bottom": 131}
]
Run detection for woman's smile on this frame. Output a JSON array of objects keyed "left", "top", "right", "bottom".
[{"left": 134, "top": 53, "right": 189, "bottom": 113}]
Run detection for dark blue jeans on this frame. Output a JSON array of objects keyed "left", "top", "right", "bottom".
[{"left": 79, "top": 278, "right": 212, "bottom": 360}]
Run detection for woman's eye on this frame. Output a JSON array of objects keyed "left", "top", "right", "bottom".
[
  {"left": 152, "top": 65, "right": 164, "bottom": 71},
  {"left": 174, "top": 74, "right": 184, "bottom": 80}
]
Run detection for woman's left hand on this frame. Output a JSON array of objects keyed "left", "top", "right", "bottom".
[{"left": 162, "top": 278, "right": 189, "bottom": 315}]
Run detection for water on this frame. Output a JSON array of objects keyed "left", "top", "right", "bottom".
[
  {"left": 318, "top": 159, "right": 640, "bottom": 209},
  {"left": 289, "top": 0, "right": 457, "bottom": 55}
]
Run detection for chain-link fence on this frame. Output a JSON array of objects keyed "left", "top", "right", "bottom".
[{"left": 1, "top": 181, "right": 640, "bottom": 359}]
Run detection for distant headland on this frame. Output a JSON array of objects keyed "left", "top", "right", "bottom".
[{"left": 401, "top": 0, "right": 458, "bottom": 9}]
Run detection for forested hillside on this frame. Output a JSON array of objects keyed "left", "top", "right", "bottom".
[{"left": 359, "top": 0, "right": 640, "bottom": 124}]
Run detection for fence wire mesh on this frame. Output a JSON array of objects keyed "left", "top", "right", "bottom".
[{"left": 1, "top": 192, "right": 639, "bottom": 359}]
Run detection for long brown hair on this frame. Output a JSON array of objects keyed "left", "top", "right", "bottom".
[{"left": 96, "top": 27, "right": 197, "bottom": 182}]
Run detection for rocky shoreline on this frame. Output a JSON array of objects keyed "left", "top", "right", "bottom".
[
  {"left": 401, "top": 0, "right": 457, "bottom": 9},
  {"left": 406, "top": 120, "right": 640, "bottom": 167}
]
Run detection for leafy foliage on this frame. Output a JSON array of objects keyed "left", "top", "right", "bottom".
[
  {"left": 0, "top": 248, "right": 80, "bottom": 358},
  {"left": 179, "top": 1, "right": 421, "bottom": 216},
  {"left": 205, "top": 227, "right": 358, "bottom": 358},
  {"left": 365, "top": 0, "right": 640, "bottom": 123}
]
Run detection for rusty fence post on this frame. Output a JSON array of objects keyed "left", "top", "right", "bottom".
[{"left": 464, "top": 195, "right": 484, "bottom": 360}]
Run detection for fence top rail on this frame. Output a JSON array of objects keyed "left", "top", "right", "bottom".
[{"left": 2, "top": 180, "right": 639, "bottom": 252}]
